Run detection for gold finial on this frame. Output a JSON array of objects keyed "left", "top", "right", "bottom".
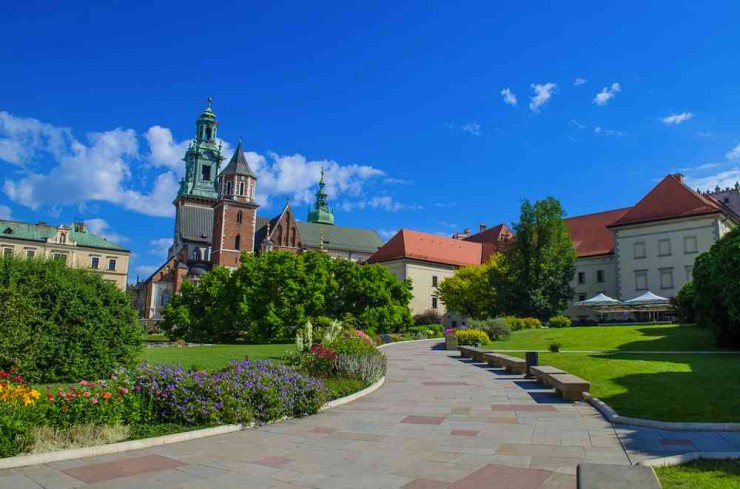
[{"left": 207, "top": 96, "right": 213, "bottom": 108}]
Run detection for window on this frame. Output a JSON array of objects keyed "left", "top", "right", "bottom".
[
  {"left": 432, "top": 275, "right": 438, "bottom": 287},
  {"left": 226, "top": 181, "right": 233, "bottom": 195},
  {"left": 2, "top": 248, "right": 12, "bottom": 259},
  {"left": 237, "top": 211, "right": 243, "bottom": 224},
  {"left": 660, "top": 268, "right": 674, "bottom": 289},
  {"left": 578, "top": 293, "right": 587, "bottom": 302},
  {"left": 431, "top": 296, "right": 438, "bottom": 309},
  {"left": 26, "top": 249, "right": 35, "bottom": 259},
  {"left": 52, "top": 253, "right": 67, "bottom": 263},
  {"left": 685, "top": 265, "right": 693, "bottom": 281},
  {"left": 635, "top": 270, "right": 648, "bottom": 291},
  {"left": 658, "top": 239, "right": 672, "bottom": 257},
  {"left": 684, "top": 235, "right": 698, "bottom": 254},
  {"left": 596, "top": 270, "right": 605, "bottom": 283},
  {"left": 205, "top": 127, "right": 212, "bottom": 141},
  {"left": 107, "top": 259, "right": 116, "bottom": 271},
  {"left": 90, "top": 256, "right": 100, "bottom": 269},
  {"left": 234, "top": 234, "right": 241, "bottom": 250},
  {"left": 634, "top": 242, "right": 646, "bottom": 259},
  {"left": 239, "top": 181, "right": 245, "bottom": 195},
  {"left": 201, "top": 165, "right": 211, "bottom": 181},
  {"left": 160, "top": 292, "right": 170, "bottom": 307},
  {"left": 577, "top": 271, "right": 586, "bottom": 284}
]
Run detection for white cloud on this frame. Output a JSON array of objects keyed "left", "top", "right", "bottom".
[
  {"left": 593, "top": 82, "right": 621, "bottom": 106},
  {"left": 500, "top": 88, "right": 517, "bottom": 106},
  {"left": 726, "top": 144, "right": 740, "bottom": 161},
  {"left": 461, "top": 122, "right": 481, "bottom": 136},
  {"left": 569, "top": 119, "right": 586, "bottom": 130},
  {"left": 574, "top": 78, "right": 587, "bottom": 86},
  {"left": 661, "top": 112, "right": 694, "bottom": 125},
  {"left": 134, "top": 265, "right": 158, "bottom": 279},
  {"left": 594, "top": 126, "right": 625, "bottom": 136},
  {"left": 432, "top": 202, "right": 456, "bottom": 208},
  {"left": 1, "top": 111, "right": 391, "bottom": 217},
  {"left": 529, "top": 83, "right": 557, "bottom": 112},
  {"left": 684, "top": 168, "right": 740, "bottom": 191},
  {"left": 339, "top": 196, "right": 422, "bottom": 212},
  {"left": 82, "top": 218, "right": 129, "bottom": 244},
  {"left": 149, "top": 237, "right": 173, "bottom": 258},
  {"left": 0, "top": 205, "right": 11, "bottom": 220}
]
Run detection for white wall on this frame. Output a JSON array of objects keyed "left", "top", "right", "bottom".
[{"left": 565, "top": 254, "right": 618, "bottom": 320}]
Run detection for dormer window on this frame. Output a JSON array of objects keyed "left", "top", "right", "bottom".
[
  {"left": 3, "top": 227, "right": 12, "bottom": 235},
  {"left": 59, "top": 233, "right": 67, "bottom": 244}
]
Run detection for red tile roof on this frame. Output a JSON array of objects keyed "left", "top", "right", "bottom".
[
  {"left": 608, "top": 174, "right": 724, "bottom": 228},
  {"left": 463, "top": 223, "right": 513, "bottom": 244},
  {"left": 565, "top": 207, "right": 631, "bottom": 257},
  {"left": 367, "top": 229, "right": 484, "bottom": 267}
]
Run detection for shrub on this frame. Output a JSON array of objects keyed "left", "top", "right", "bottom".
[
  {"left": 549, "top": 342, "right": 561, "bottom": 353},
  {"left": 454, "top": 329, "right": 490, "bottom": 346},
  {"left": 327, "top": 336, "right": 377, "bottom": 356},
  {"left": 136, "top": 361, "right": 325, "bottom": 426},
  {"left": 693, "top": 227, "right": 740, "bottom": 347},
  {"left": 413, "top": 309, "right": 442, "bottom": 326},
  {"left": 335, "top": 352, "right": 387, "bottom": 384},
  {"left": 672, "top": 281, "right": 696, "bottom": 324},
  {"left": 298, "top": 345, "right": 338, "bottom": 377},
  {"left": 409, "top": 325, "right": 443, "bottom": 338},
  {"left": 501, "top": 316, "right": 525, "bottom": 331},
  {"left": 522, "top": 317, "right": 542, "bottom": 329},
  {"left": 468, "top": 318, "right": 511, "bottom": 340},
  {"left": 0, "top": 257, "right": 143, "bottom": 383},
  {"left": 324, "top": 378, "right": 368, "bottom": 400},
  {"left": 547, "top": 315, "right": 571, "bottom": 328}
]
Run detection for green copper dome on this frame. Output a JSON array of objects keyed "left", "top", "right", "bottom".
[{"left": 307, "top": 168, "right": 334, "bottom": 225}]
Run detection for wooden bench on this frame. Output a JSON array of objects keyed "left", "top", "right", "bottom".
[
  {"left": 483, "top": 353, "right": 526, "bottom": 374},
  {"left": 549, "top": 373, "right": 591, "bottom": 401},
  {"left": 530, "top": 365, "right": 566, "bottom": 386}
]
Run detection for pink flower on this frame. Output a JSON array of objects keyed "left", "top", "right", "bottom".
[
  {"left": 134, "top": 385, "right": 141, "bottom": 392},
  {"left": 90, "top": 397, "right": 99, "bottom": 404},
  {"left": 119, "top": 387, "right": 129, "bottom": 395},
  {"left": 82, "top": 391, "right": 91, "bottom": 398},
  {"left": 79, "top": 380, "right": 88, "bottom": 386}
]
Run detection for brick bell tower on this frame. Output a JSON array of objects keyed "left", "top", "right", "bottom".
[{"left": 211, "top": 140, "right": 259, "bottom": 267}]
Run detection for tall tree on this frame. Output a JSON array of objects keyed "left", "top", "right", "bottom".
[
  {"left": 437, "top": 254, "right": 507, "bottom": 319},
  {"left": 501, "top": 197, "right": 576, "bottom": 319}
]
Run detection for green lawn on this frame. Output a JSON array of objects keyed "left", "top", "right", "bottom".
[
  {"left": 491, "top": 325, "right": 740, "bottom": 422},
  {"left": 655, "top": 459, "right": 740, "bottom": 488},
  {"left": 492, "top": 324, "right": 720, "bottom": 351},
  {"left": 141, "top": 344, "right": 295, "bottom": 371}
]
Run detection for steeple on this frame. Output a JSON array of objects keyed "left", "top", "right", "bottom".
[
  {"left": 177, "top": 97, "right": 223, "bottom": 200},
  {"left": 307, "top": 167, "right": 335, "bottom": 225}
]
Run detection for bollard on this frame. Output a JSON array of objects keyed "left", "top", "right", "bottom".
[{"left": 525, "top": 351, "right": 538, "bottom": 378}]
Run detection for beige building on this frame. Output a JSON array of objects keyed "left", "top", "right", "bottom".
[
  {"left": 0, "top": 220, "right": 130, "bottom": 289},
  {"left": 565, "top": 174, "right": 738, "bottom": 321},
  {"left": 368, "top": 225, "right": 511, "bottom": 316}
]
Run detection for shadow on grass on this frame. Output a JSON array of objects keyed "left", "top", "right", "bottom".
[{"left": 612, "top": 324, "right": 723, "bottom": 352}]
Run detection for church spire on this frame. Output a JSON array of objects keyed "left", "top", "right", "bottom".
[
  {"left": 177, "top": 98, "right": 223, "bottom": 199},
  {"left": 307, "top": 167, "right": 335, "bottom": 225}
]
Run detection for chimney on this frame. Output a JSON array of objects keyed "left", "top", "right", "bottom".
[
  {"left": 479, "top": 224, "right": 487, "bottom": 233},
  {"left": 674, "top": 173, "right": 684, "bottom": 183},
  {"left": 464, "top": 228, "right": 470, "bottom": 235},
  {"left": 74, "top": 221, "right": 86, "bottom": 233}
]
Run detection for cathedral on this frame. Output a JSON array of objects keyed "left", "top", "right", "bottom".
[{"left": 137, "top": 100, "right": 384, "bottom": 322}]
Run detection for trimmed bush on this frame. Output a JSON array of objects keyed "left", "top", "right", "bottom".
[
  {"left": 547, "top": 315, "right": 571, "bottom": 328},
  {"left": 454, "top": 329, "right": 490, "bottom": 346},
  {"left": 468, "top": 318, "right": 510, "bottom": 340},
  {"left": 502, "top": 316, "right": 541, "bottom": 331},
  {"left": 672, "top": 281, "right": 696, "bottom": 324},
  {"left": 413, "top": 309, "right": 442, "bottom": 326},
  {"left": 549, "top": 342, "right": 561, "bottom": 353},
  {"left": 0, "top": 257, "right": 143, "bottom": 383},
  {"left": 522, "top": 317, "right": 542, "bottom": 329}
]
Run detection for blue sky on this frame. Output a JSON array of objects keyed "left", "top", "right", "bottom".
[{"left": 1, "top": 1, "right": 739, "bottom": 280}]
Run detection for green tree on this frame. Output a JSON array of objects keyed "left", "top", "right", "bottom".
[
  {"left": 0, "top": 257, "right": 142, "bottom": 383},
  {"left": 437, "top": 254, "right": 506, "bottom": 319},
  {"left": 693, "top": 226, "right": 740, "bottom": 347},
  {"left": 501, "top": 197, "right": 576, "bottom": 319}
]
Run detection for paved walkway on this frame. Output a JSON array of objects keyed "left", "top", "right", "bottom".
[{"left": 1, "top": 340, "right": 733, "bottom": 488}]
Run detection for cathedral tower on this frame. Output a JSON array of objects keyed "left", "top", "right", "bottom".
[
  {"left": 307, "top": 168, "right": 335, "bottom": 225},
  {"left": 211, "top": 140, "right": 259, "bottom": 267}
]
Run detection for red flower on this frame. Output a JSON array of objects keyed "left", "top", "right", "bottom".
[{"left": 102, "top": 392, "right": 112, "bottom": 400}]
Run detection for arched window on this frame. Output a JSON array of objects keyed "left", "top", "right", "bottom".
[
  {"left": 226, "top": 181, "right": 233, "bottom": 195},
  {"left": 234, "top": 234, "right": 241, "bottom": 250},
  {"left": 59, "top": 233, "right": 66, "bottom": 244},
  {"left": 276, "top": 224, "right": 283, "bottom": 245},
  {"left": 239, "top": 181, "right": 245, "bottom": 195},
  {"left": 192, "top": 249, "right": 201, "bottom": 261},
  {"left": 205, "top": 127, "right": 212, "bottom": 140},
  {"left": 290, "top": 227, "right": 296, "bottom": 247},
  {"left": 237, "top": 211, "right": 243, "bottom": 224}
]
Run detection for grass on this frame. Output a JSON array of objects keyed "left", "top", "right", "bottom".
[
  {"left": 492, "top": 324, "right": 720, "bottom": 351},
  {"left": 655, "top": 459, "right": 740, "bottom": 488},
  {"left": 141, "top": 344, "right": 296, "bottom": 371},
  {"left": 490, "top": 324, "right": 740, "bottom": 422}
]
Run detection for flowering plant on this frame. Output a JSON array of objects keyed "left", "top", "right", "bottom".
[
  {"left": 354, "top": 330, "right": 374, "bottom": 346},
  {"left": 136, "top": 361, "right": 325, "bottom": 426},
  {"left": 0, "top": 369, "right": 40, "bottom": 407},
  {"left": 299, "top": 345, "right": 338, "bottom": 377},
  {"left": 0, "top": 369, "right": 41, "bottom": 456}
]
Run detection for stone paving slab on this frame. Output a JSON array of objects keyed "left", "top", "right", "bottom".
[{"left": 0, "top": 341, "right": 634, "bottom": 488}]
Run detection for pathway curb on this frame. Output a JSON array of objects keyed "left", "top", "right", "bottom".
[
  {"left": 584, "top": 393, "right": 740, "bottom": 432},
  {"left": 0, "top": 340, "right": 430, "bottom": 470},
  {"left": 637, "top": 451, "right": 740, "bottom": 467}
]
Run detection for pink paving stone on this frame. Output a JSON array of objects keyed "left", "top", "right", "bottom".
[
  {"left": 404, "top": 478, "right": 451, "bottom": 488},
  {"left": 62, "top": 454, "right": 185, "bottom": 484},
  {"left": 488, "top": 417, "right": 519, "bottom": 424},
  {"left": 450, "top": 430, "right": 478, "bottom": 437},
  {"left": 400, "top": 415, "right": 447, "bottom": 425},
  {"left": 450, "top": 463, "right": 552, "bottom": 489},
  {"left": 660, "top": 439, "right": 696, "bottom": 446},
  {"left": 256, "top": 456, "right": 291, "bottom": 467},
  {"left": 491, "top": 404, "right": 557, "bottom": 412}
]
